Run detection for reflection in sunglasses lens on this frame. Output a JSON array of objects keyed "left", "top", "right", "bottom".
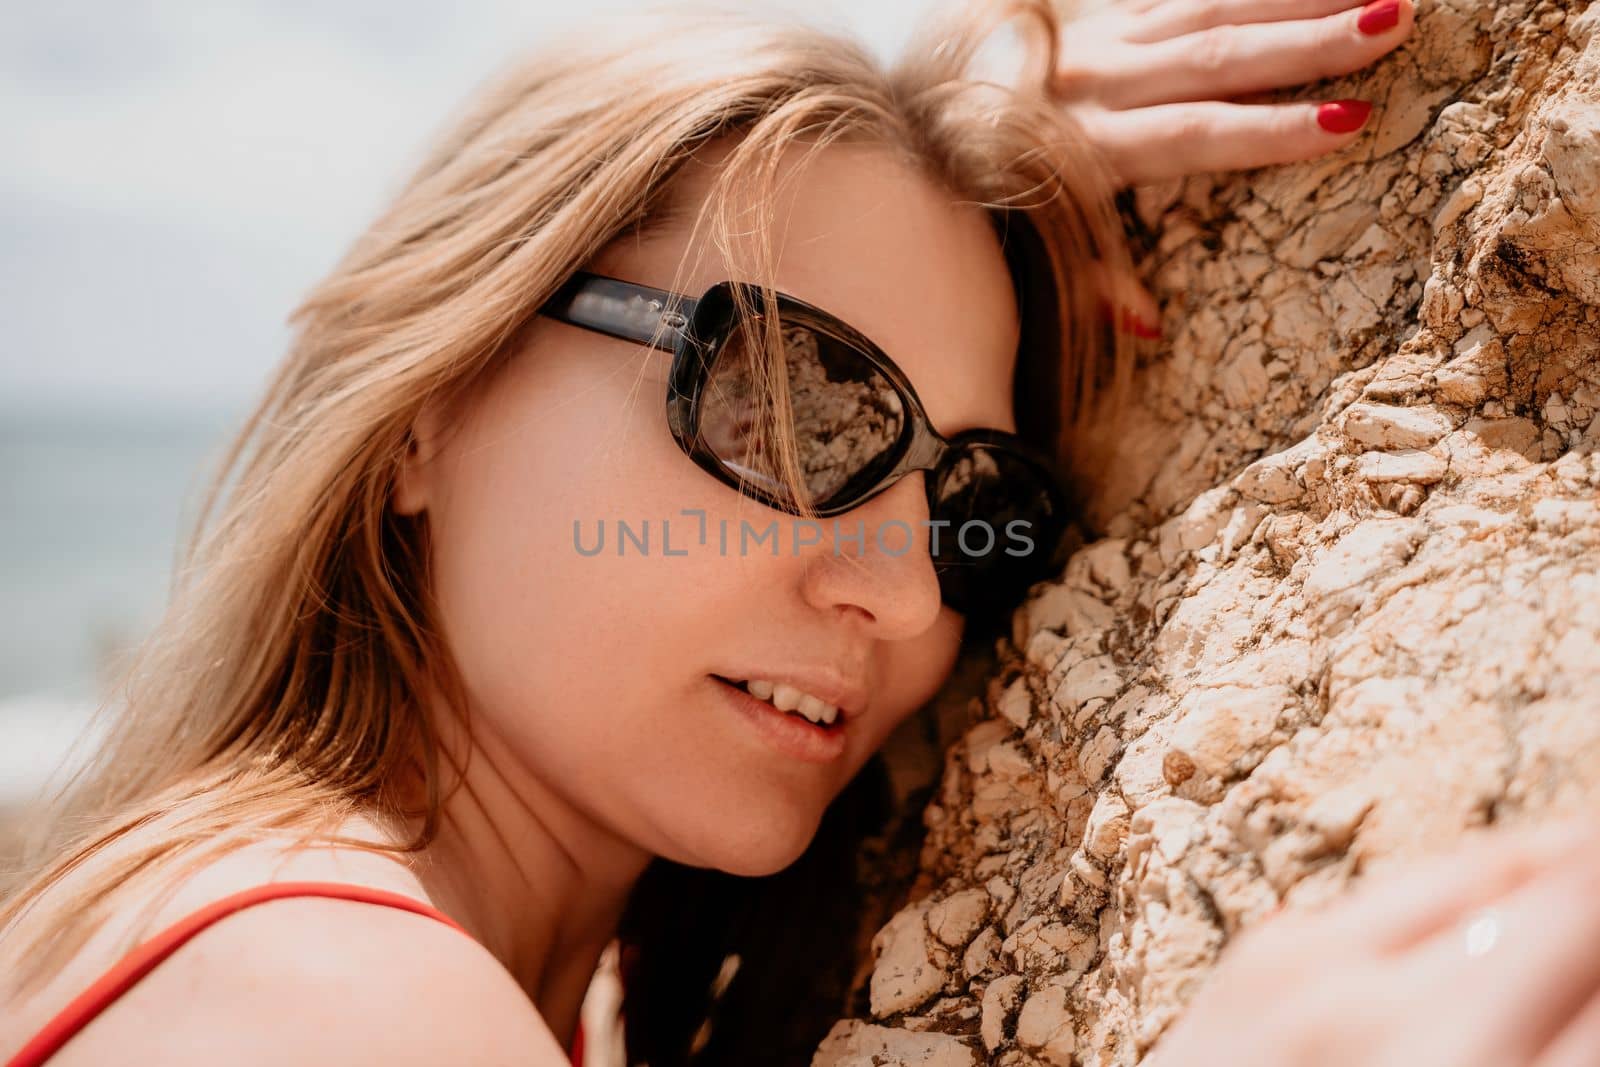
[
  {"left": 697, "top": 319, "right": 904, "bottom": 508},
  {"left": 931, "top": 445, "right": 1061, "bottom": 614}
]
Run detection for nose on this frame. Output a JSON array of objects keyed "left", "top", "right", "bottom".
[{"left": 798, "top": 473, "right": 944, "bottom": 640}]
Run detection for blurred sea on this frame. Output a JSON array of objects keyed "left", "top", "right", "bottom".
[{"left": 0, "top": 405, "right": 243, "bottom": 811}]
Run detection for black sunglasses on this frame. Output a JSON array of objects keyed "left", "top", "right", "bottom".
[{"left": 540, "top": 271, "right": 1073, "bottom": 617}]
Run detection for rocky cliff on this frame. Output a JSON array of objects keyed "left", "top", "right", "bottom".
[{"left": 818, "top": 0, "right": 1600, "bottom": 1061}]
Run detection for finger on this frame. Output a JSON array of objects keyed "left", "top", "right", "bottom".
[
  {"left": 1398, "top": 843, "right": 1600, "bottom": 1060},
  {"left": 1091, "top": 261, "right": 1163, "bottom": 339},
  {"left": 1119, "top": 0, "right": 1368, "bottom": 45},
  {"left": 1535, "top": 986, "right": 1600, "bottom": 1067},
  {"left": 1109, "top": 0, "right": 1172, "bottom": 17},
  {"left": 1076, "top": 98, "right": 1376, "bottom": 186},
  {"left": 1311, "top": 818, "right": 1598, "bottom": 954},
  {"left": 1075, "top": 0, "right": 1413, "bottom": 110}
]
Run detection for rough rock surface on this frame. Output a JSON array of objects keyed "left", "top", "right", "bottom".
[{"left": 817, "top": 0, "right": 1600, "bottom": 1062}]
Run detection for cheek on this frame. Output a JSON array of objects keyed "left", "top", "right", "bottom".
[
  {"left": 894, "top": 608, "right": 965, "bottom": 710},
  {"left": 851, "top": 607, "right": 964, "bottom": 760},
  {"left": 426, "top": 348, "right": 725, "bottom": 690},
  {"left": 416, "top": 345, "right": 828, "bottom": 837}
]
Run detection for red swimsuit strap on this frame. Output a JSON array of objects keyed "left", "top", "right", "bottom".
[{"left": 4, "top": 881, "right": 487, "bottom": 1067}]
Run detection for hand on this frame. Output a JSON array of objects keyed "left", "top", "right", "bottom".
[
  {"left": 1146, "top": 819, "right": 1600, "bottom": 1067},
  {"left": 1045, "top": 0, "right": 1415, "bottom": 336},
  {"left": 1052, "top": 0, "right": 1416, "bottom": 188}
]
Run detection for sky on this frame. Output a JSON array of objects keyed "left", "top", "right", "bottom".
[{"left": 0, "top": 0, "right": 947, "bottom": 415}]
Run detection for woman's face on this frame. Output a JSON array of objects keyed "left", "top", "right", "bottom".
[{"left": 395, "top": 139, "right": 1020, "bottom": 876}]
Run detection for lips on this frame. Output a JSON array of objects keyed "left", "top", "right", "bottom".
[
  {"left": 710, "top": 668, "right": 867, "bottom": 724},
  {"left": 709, "top": 674, "right": 850, "bottom": 763},
  {"left": 722, "top": 676, "right": 839, "bottom": 725}
]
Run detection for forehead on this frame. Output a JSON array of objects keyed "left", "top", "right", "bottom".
[{"left": 591, "top": 136, "right": 1020, "bottom": 434}]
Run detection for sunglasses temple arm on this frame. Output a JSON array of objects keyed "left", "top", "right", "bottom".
[{"left": 543, "top": 272, "right": 698, "bottom": 352}]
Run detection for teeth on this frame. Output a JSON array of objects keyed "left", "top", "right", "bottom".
[
  {"left": 738, "top": 678, "right": 840, "bottom": 726},
  {"left": 771, "top": 683, "right": 804, "bottom": 712}
]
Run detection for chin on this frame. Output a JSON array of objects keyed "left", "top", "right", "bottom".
[
  {"left": 718, "top": 844, "right": 810, "bottom": 878},
  {"left": 678, "top": 805, "right": 825, "bottom": 878}
]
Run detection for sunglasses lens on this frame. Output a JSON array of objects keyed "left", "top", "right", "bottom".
[
  {"left": 695, "top": 315, "right": 905, "bottom": 510},
  {"left": 929, "top": 444, "right": 1068, "bottom": 616}
]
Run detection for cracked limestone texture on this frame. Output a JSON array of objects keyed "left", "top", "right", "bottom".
[{"left": 816, "top": 0, "right": 1600, "bottom": 1063}]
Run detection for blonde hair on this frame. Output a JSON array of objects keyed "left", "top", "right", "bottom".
[{"left": 0, "top": 0, "right": 1136, "bottom": 1002}]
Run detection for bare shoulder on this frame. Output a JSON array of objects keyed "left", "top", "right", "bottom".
[
  {"left": 51, "top": 889, "right": 570, "bottom": 1066},
  {"left": 7, "top": 816, "right": 569, "bottom": 1066}
]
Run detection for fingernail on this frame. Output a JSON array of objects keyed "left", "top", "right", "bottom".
[
  {"left": 1116, "top": 304, "right": 1162, "bottom": 339},
  {"left": 1125, "top": 309, "right": 1162, "bottom": 339},
  {"left": 1357, "top": 0, "right": 1401, "bottom": 35},
  {"left": 1317, "top": 99, "right": 1373, "bottom": 134},
  {"left": 1099, "top": 299, "right": 1162, "bottom": 339}
]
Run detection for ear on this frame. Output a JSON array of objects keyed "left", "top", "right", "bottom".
[{"left": 391, "top": 399, "right": 450, "bottom": 517}]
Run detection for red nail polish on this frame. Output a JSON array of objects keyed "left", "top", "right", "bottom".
[
  {"left": 1317, "top": 99, "right": 1372, "bottom": 134},
  {"left": 1357, "top": 0, "right": 1401, "bottom": 35},
  {"left": 1118, "top": 306, "right": 1162, "bottom": 339},
  {"left": 1101, "top": 299, "right": 1161, "bottom": 338},
  {"left": 1129, "top": 311, "right": 1162, "bottom": 339}
]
